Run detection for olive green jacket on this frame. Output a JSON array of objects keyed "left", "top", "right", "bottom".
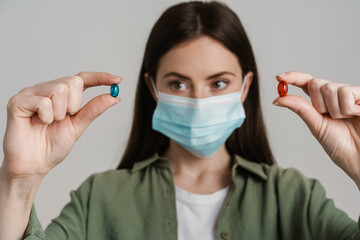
[{"left": 24, "top": 153, "right": 360, "bottom": 239}]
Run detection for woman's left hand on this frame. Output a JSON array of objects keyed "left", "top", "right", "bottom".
[{"left": 273, "top": 71, "right": 360, "bottom": 189}]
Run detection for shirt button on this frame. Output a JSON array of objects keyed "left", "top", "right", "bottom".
[{"left": 221, "top": 231, "right": 230, "bottom": 239}]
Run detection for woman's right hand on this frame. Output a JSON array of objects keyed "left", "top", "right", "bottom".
[{"left": 1, "top": 72, "right": 121, "bottom": 180}]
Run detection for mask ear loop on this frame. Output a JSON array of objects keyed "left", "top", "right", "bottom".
[
  {"left": 149, "top": 76, "right": 159, "bottom": 98},
  {"left": 239, "top": 75, "right": 248, "bottom": 97}
]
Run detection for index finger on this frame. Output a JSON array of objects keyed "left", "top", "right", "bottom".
[
  {"left": 275, "top": 71, "right": 318, "bottom": 95},
  {"left": 76, "top": 72, "right": 122, "bottom": 90}
]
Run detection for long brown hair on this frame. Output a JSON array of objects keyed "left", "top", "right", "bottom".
[{"left": 117, "top": 1, "right": 275, "bottom": 169}]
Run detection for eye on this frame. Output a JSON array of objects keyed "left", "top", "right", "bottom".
[
  {"left": 169, "top": 80, "right": 187, "bottom": 91},
  {"left": 212, "top": 79, "right": 228, "bottom": 90}
]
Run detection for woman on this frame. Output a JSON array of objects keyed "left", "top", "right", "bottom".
[{"left": 0, "top": 1, "right": 359, "bottom": 239}]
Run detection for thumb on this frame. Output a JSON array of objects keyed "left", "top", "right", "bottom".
[
  {"left": 71, "top": 94, "right": 120, "bottom": 139},
  {"left": 273, "top": 95, "right": 323, "bottom": 136}
]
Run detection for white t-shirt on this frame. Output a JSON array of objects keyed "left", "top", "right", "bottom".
[{"left": 175, "top": 184, "right": 230, "bottom": 240}]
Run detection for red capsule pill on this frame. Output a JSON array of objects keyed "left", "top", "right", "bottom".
[{"left": 277, "top": 81, "right": 288, "bottom": 97}]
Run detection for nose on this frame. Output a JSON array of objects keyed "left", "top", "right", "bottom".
[{"left": 191, "top": 83, "right": 211, "bottom": 99}]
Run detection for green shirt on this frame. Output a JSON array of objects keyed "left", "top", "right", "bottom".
[{"left": 24, "top": 153, "right": 360, "bottom": 239}]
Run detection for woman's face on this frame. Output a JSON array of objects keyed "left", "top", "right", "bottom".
[{"left": 153, "top": 36, "right": 250, "bottom": 100}]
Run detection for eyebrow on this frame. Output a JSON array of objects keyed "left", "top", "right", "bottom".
[{"left": 162, "top": 71, "right": 236, "bottom": 80}]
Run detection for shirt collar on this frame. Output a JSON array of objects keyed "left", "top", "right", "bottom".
[{"left": 131, "top": 152, "right": 268, "bottom": 181}]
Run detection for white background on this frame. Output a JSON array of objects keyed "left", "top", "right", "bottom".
[{"left": 0, "top": 0, "right": 359, "bottom": 227}]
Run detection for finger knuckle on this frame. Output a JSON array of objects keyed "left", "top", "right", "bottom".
[
  {"left": 307, "top": 78, "right": 321, "bottom": 92},
  {"left": 69, "top": 76, "right": 84, "bottom": 89},
  {"left": 321, "top": 83, "right": 336, "bottom": 95},
  {"left": 76, "top": 72, "right": 86, "bottom": 78},
  {"left": 39, "top": 97, "right": 52, "bottom": 109},
  {"left": 338, "top": 86, "right": 351, "bottom": 97},
  {"left": 6, "top": 95, "right": 18, "bottom": 111},
  {"left": 54, "top": 83, "right": 69, "bottom": 95},
  {"left": 73, "top": 75, "right": 84, "bottom": 85},
  {"left": 18, "top": 86, "right": 33, "bottom": 95}
]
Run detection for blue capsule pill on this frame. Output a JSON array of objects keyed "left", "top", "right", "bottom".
[{"left": 110, "top": 84, "right": 119, "bottom": 97}]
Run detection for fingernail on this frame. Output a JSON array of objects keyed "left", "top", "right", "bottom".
[
  {"left": 112, "top": 96, "right": 121, "bottom": 104},
  {"left": 276, "top": 72, "right": 287, "bottom": 78},
  {"left": 272, "top": 100, "right": 285, "bottom": 107},
  {"left": 113, "top": 75, "right": 122, "bottom": 82}
]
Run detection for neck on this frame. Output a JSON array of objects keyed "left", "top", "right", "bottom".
[{"left": 161, "top": 140, "right": 233, "bottom": 179}]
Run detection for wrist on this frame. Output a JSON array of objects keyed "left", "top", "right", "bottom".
[
  {"left": 0, "top": 165, "right": 43, "bottom": 240},
  {"left": 0, "top": 159, "right": 46, "bottom": 184},
  {"left": 0, "top": 165, "right": 44, "bottom": 204}
]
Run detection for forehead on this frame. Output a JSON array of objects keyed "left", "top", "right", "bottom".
[{"left": 157, "top": 36, "right": 242, "bottom": 79}]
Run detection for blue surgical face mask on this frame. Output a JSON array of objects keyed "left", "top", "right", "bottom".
[{"left": 150, "top": 76, "right": 247, "bottom": 158}]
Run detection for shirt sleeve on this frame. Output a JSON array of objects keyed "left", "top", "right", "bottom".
[
  {"left": 276, "top": 167, "right": 360, "bottom": 240},
  {"left": 23, "top": 174, "right": 94, "bottom": 240},
  {"left": 307, "top": 180, "right": 360, "bottom": 240}
]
